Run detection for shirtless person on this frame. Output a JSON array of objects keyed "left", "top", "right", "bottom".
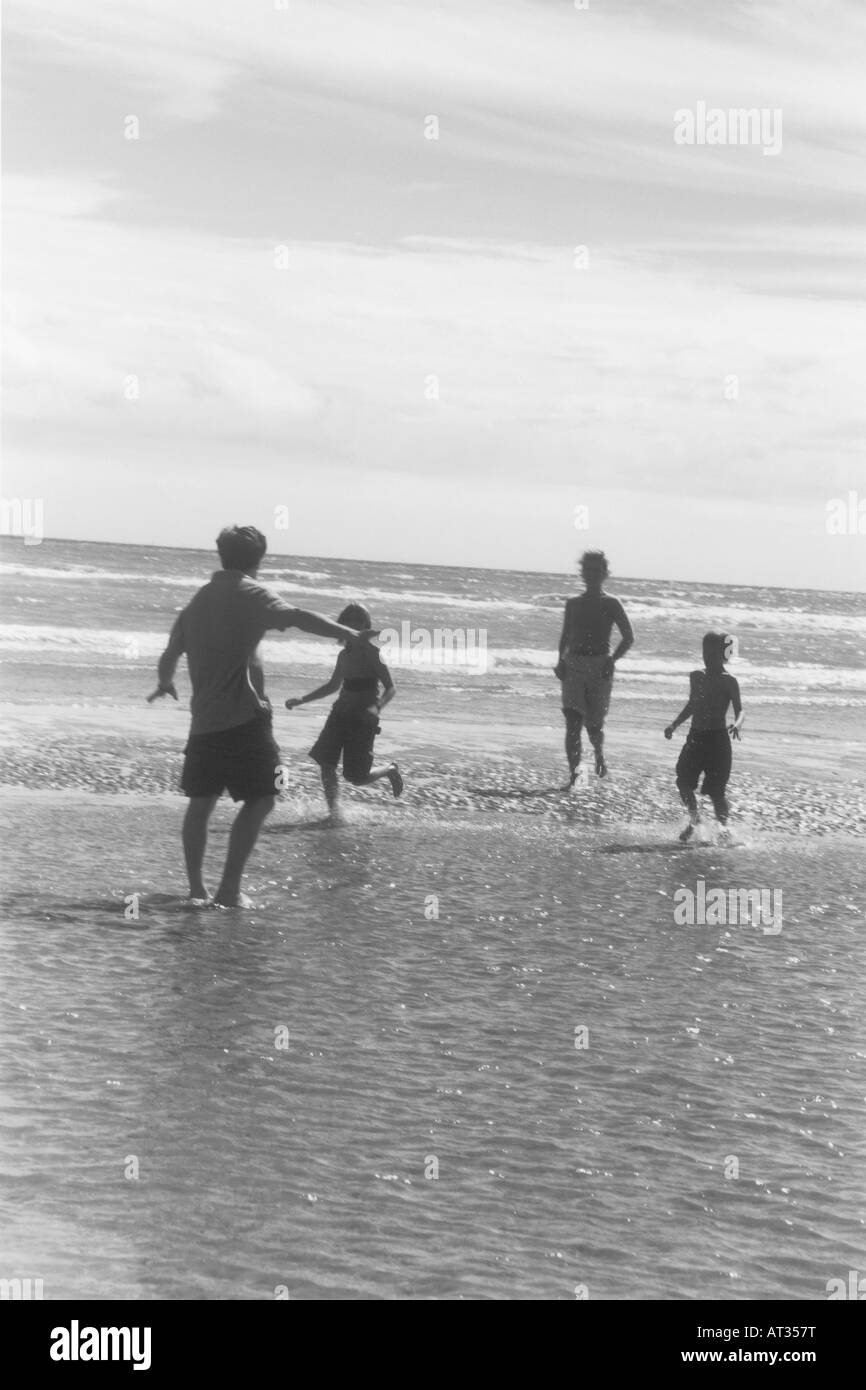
[
  {"left": 664, "top": 631, "right": 744, "bottom": 841},
  {"left": 151, "top": 525, "right": 377, "bottom": 907},
  {"left": 555, "top": 550, "right": 634, "bottom": 786}
]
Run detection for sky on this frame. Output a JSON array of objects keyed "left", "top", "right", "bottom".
[{"left": 3, "top": 0, "right": 866, "bottom": 589}]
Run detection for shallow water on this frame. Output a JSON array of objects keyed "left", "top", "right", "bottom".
[
  {"left": 2, "top": 793, "right": 863, "bottom": 1300},
  {"left": 2, "top": 539, "right": 864, "bottom": 1297}
]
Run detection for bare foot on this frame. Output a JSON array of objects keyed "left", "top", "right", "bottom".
[
  {"left": 185, "top": 895, "right": 212, "bottom": 909},
  {"left": 678, "top": 823, "right": 695, "bottom": 843},
  {"left": 212, "top": 890, "right": 254, "bottom": 909},
  {"left": 386, "top": 764, "right": 404, "bottom": 798},
  {"left": 327, "top": 809, "right": 347, "bottom": 827}
]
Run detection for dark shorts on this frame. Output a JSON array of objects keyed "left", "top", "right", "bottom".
[
  {"left": 309, "top": 708, "right": 379, "bottom": 784},
  {"left": 561, "top": 654, "right": 612, "bottom": 724},
  {"left": 676, "top": 729, "right": 732, "bottom": 799},
  {"left": 181, "top": 713, "right": 282, "bottom": 802}
]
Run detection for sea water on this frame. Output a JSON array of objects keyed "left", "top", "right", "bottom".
[{"left": 1, "top": 539, "right": 864, "bottom": 1298}]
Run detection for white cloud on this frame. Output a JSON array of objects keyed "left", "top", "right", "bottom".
[{"left": 3, "top": 1, "right": 865, "bottom": 585}]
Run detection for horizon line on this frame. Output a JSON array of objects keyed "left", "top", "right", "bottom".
[{"left": 1, "top": 534, "right": 863, "bottom": 598}]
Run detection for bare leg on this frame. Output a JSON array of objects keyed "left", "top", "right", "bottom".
[
  {"left": 358, "top": 763, "right": 403, "bottom": 797},
  {"left": 586, "top": 723, "right": 607, "bottom": 776},
  {"left": 676, "top": 778, "right": 700, "bottom": 841},
  {"left": 320, "top": 765, "right": 340, "bottom": 815},
  {"left": 362, "top": 764, "right": 392, "bottom": 783},
  {"left": 214, "top": 795, "right": 275, "bottom": 907},
  {"left": 563, "top": 709, "right": 583, "bottom": 785},
  {"left": 183, "top": 795, "right": 218, "bottom": 899},
  {"left": 711, "top": 793, "right": 730, "bottom": 826}
]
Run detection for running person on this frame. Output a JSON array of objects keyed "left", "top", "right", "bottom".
[
  {"left": 664, "top": 631, "right": 744, "bottom": 841},
  {"left": 555, "top": 550, "right": 634, "bottom": 785},
  {"left": 151, "top": 526, "right": 377, "bottom": 906},
  {"left": 285, "top": 603, "right": 403, "bottom": 822}
]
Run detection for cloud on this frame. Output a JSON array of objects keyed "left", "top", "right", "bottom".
[
  {"left": 3, "top": 0, "right": 864, "bottom": 585},
  {"left": 6, "top": 171, "right": 863, "bottom": 513}
]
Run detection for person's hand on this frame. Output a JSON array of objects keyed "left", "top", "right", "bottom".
[
  {"left": 147, "top": 683, "right": 178, "bottom": 703},
  {"left": 348, "top": 628, "right": 381, "bottom": 645},
  {"left": 553, "top": 659, "right": 566, "bottom": 681},
  {"left": 728, "top": 724, "right": 741, "bottom": 740},
  {"left": 601, "top": 657, "right": 614, "bottom": 680},
  {"left": 285, "top": 697, "right": 302, "bottom": 710},
  {"left": 664, "top": 725, "right": 674, "bottom": 740}
]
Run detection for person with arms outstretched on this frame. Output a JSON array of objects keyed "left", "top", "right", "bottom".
[{"left": 151, "top": 526, "right": 377, "bottom": 907}]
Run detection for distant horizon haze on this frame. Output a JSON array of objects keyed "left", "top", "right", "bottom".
[{"left": 2, "top": 532, "right": 863, "bottom": 597}]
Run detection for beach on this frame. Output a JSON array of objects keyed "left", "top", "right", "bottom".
[{"left": 1, "top": 539, "right": 865, "bottom": 1299}]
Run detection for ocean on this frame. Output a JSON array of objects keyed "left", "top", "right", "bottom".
[
  {"left": 1, "top": 537, "right": 864, "bottom": 1299},
  {"left": 2, "top": 538, "right": 865, "bottom": 716}
]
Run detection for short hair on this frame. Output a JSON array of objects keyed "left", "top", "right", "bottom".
[
  {"left": 702, "top": 631, "right": 727, "bottom": 665},
  {"left": 216, "top": 525, "right": 267, "bottom": 571},
  {"left": 580, "top": 549, "right": 609, "bottom": 576},
  {"left": 337, "top": 602, "right": 372, "bottom": 629}
]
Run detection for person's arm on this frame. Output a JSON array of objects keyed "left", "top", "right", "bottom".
[
  {"left": 291, "top": 609, "right": 375, "bottom": 643},
  {"left": 148, "top": 614, "right": 184, "bottom": 702},
  {"left": 555, "top": 600, "right": 572, "bottom": 678},
  {"left": 727, "top": 677, "right": 744, "bottom": 738},
  {"left": 603, "top": 600, "right": 634, "bottom": 678},
  {"left": 259, "top": 592, "right": 375, "bottom": 645},
  {"left": 286, "top": 658, "right": 343, "bottom": 709},
  {"left": 558, "top": 599, "right": 573, "bottom": 659},
  {"left": 664, "top": 701, "right": 693, "bottom": 737},
  {"left": 376, "top": 661, "right": 396, "bottom": 712},
  {"left": 665, "top": 674, "right": 695, "bottom": 738}
]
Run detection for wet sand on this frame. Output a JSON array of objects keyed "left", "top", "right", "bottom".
[
  {"left": 2, "top": 698, "right": 864, "bottom": 834},
  {"left": 2, "top": 689, "right": 865, "bottom": 1299},
  {"left": 1, "top": 780, "right": 864, "bottom": 1299}
]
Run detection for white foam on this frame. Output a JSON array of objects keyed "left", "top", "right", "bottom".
[
  {"left": 4, "top": 562, "right": 863, "bottom": 632},
  {"left": 263, "top": 581, "right": 539, "bottom": 613},
  {"left": 0, "top": 562, "right": 204, "bottom": 586},
  {"left": 476, "top": 646, "right": 866, "bottom": 689},
  {"left": 0, "top": 564, "right": 540, "bottom": 614},
  {"left": 625, "top": 600, "right": 866, "bottom": 633},
  {"left": 259, "top": 567, "right": 332, "bottom": 583},
  {"left": 1, "top": 624, "right": 863, "bottom": 693}
]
